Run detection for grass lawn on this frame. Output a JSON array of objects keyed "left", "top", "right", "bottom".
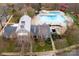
[
  {"left": 0, "top": 37, "right": 20, "bottom": 52},
  {"left": 2, "top": 40, "right": 16, "bottom": 52},
  {"left": 65, "top": 25, "right": 79, "bottom": 45},
  {"left": 9, "top": 15, "right": 20, "bottom": 23},
  {"left": 65, "top": 12, "right": 79, "bottom": 27},
  {"left": 33, "top": 39, "right": 52, "bottom": 52},
  {"left": 54, "top": 39, "right": 69, "bottom": 49},
  {"left": 65, "top": 12, "right": 79, "bottom": 45},
  {"left": 6, "top": 9, "right": 21, "bottom": 23}
]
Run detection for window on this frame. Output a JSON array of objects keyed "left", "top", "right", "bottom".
[
  {"left": 20, "top": 25, "right": 24, "bottom": 28},
  {"left": 21, "top": 21, "right": 25, "bottom": 24}
]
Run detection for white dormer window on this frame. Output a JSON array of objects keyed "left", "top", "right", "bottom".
[
  {"left": 21, "top": 21, "right": 25, "bottom": 24},
  {"left": 20, "top": 21, "right": 25, "bottom": 28}
]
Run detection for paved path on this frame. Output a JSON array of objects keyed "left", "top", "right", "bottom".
[{"left": 50, "top": 35, "right": 56, "bottom": 56}]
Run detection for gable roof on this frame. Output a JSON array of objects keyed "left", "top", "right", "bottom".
[{"left": 16, "top": 15, "right": 31, "bottom": 33}]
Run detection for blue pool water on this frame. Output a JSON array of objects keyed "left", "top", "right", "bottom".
[
  {"left": 39, "top": 14, "right": 67, "bottom": 24},
  {"left": 40, "top": 15, "right": 57, "bottom": 21},
  {"left": 48, "top": 11, "right": 63, "bottom": 15}
]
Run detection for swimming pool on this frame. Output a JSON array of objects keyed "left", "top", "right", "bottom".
[
  {"left": 38, "top": 13, "right": 67, "bottom": 26},
  {"left": 48, "top": 11, "right": 64, "bottom": 15}
]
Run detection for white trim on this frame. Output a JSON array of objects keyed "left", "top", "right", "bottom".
[{"left": 17, "top": 33, "right": 28, "bottom": 36}]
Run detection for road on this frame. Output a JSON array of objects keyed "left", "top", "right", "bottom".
[{"left": 57, "top": 48, "right": 79, "bottom": 56}]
